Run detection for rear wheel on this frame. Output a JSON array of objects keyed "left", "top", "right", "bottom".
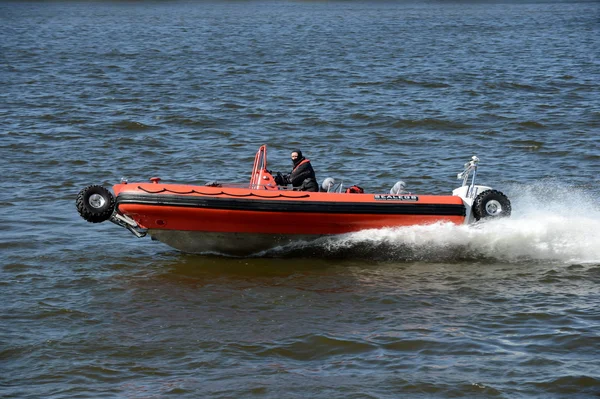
[
  {"left": 76, "top": 185, "right": 115, "bottom": 223},
  {"left": 472, "top": 189, "right": 511, "bottom": 221}
]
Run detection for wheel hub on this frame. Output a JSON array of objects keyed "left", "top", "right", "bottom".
[
  {"left": 89, "top": 194, "right": 106, "bottom": 209},
  {"left": 485, "top": 199, "right": 502, "bottom": 216}
]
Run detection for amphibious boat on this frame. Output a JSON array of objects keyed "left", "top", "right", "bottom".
[{"left": 76, "top": 145, "right": 511, "bottom": 255}]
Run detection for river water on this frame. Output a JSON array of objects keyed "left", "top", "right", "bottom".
[{"left": 1, "top": 1, "right": 599, "bottom": 398}]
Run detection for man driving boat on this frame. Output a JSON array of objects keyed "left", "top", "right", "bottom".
[{"left": 273, "top": 150, "right": 318, "bottom": 192}]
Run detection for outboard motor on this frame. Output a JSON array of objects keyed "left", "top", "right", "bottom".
[{"left": 390, "top": 180, "right": 406, "bottom": 195}]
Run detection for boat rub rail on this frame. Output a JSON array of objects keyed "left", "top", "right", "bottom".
[{"left": 116, "top": 193, "right": 466, "bottom": 216}]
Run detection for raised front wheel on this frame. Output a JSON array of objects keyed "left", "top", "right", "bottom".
[
  {"left": 76, "top": 185, "right": 116, "bottom": 223},
  {"left": 472, "top": 189, "right": 511, "bottom": 221}
]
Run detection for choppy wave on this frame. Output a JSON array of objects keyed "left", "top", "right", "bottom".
[
  {"left": 516, "top": 121, "right": 547, "bottom": 129},
  {"left": 111, "top": 120, "right": 158, "bottom": 131},
  {"left": 388, "top": 77, "right": 451, "bottom": 89},
  {"left": 344, "top": 116, "right": 471, "bottom": 129}
]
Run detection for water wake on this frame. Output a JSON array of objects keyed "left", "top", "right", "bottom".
[{"left": 264, "top": 183, "right": 600, "bottom": 263}]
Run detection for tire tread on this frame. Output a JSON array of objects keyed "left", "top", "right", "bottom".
[
  {"left": 472, "top": 189, "right": 511, "bottom": 221},
  {"left": 76, "top": 185, "right": 115, "bottom": 223}
]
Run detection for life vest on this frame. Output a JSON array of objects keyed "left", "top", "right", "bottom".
[
  {"left": 292, "top": 159, "right": 310, "bottom": 172},
  {"left": 345, "top": 185, "right": 364, "bottom": 194}
]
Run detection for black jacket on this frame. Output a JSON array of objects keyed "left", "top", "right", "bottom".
[{"left": 277, "top": 158, "right": 319, "bottom": 192}]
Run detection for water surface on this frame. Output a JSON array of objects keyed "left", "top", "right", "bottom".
[{"left": 1, "top": 1, "right": 599, "bottom": 398}]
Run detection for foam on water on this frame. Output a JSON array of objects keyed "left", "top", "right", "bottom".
[{"left": 266, "top": 182, "right": 600, "bottom": 263}]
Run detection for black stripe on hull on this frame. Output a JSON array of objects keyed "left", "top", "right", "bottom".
[{"left": 117, "top": 193, "right": 466, "bottom": 216}]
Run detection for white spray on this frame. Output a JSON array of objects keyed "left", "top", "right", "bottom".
[{"left": 270, "top": 181, "right": 600, "bottom": 263}]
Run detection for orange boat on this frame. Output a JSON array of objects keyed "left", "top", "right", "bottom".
[{"left": 76, "top": 145, "right": 511, "bottom": 255}]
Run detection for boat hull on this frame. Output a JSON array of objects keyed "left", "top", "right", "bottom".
[
  {"left": 112, "top": 182, "right": 466, "bottom": 254},
  {"left": 148, "top": 230, "right": 323, "bottom": 255}
]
